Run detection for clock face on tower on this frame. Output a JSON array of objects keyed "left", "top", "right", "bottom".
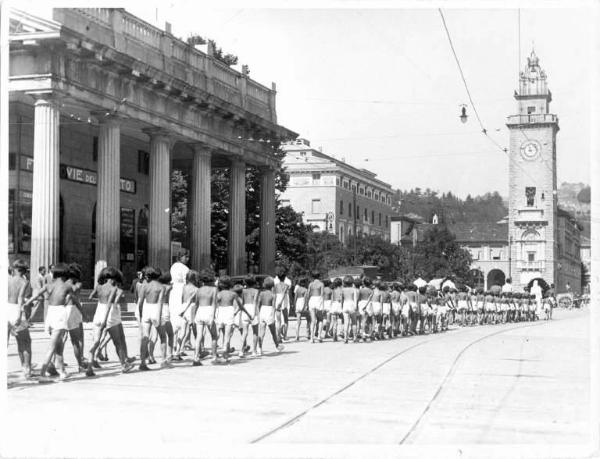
[{"left": 520, "top": 140, "right": 541, "bottom": 160}]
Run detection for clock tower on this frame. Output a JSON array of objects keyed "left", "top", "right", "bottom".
[{"left": 507, "top": 50, "right": 559, "bottom": 291}]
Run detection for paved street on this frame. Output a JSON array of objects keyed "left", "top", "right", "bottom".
[{"left": 4, "top": 308, "right": 591, "bottom": 457}]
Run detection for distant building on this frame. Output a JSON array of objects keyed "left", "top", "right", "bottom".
[
  {"left": 580, "top": 235, "right": 591, "bottom": 291},
  {"left": 281, "top": 139, "right": 396, "bottom": 242},
  {"left": 390, "top": 213, "right": 425, "bottom": 247}
]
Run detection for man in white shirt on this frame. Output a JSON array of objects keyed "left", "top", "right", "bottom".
[
  {"left": 502, "top": 278, "right": 513, "bottom": 294},
  {"left": 170, "top": 253, "right": 190, "bottom": 345}
]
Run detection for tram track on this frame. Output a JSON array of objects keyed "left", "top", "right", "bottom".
[
  {"left": 397, "top": 319, "right": 550, "bottom": 444},
  {"left": 251, "top": 318, "right": 555, "bottom": 444}
]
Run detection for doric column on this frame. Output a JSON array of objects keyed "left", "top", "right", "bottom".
[
  {"left": 29, "top": 93, "right": 60, "bottom": 277},
  {"left": 190, "top": 145, "right": 212, "bottom": 270},
  {"left": 259, "top": 167, "right": 276, "bottom": 274},
  {"left": 228, "top": 157, "right": 246, "bottom": 275},
  {"left": 145, "top": 128, "right": 172, "bottom": 269},
  {"left": 95, "top": 115, "right": 121, "bottom": 268}
]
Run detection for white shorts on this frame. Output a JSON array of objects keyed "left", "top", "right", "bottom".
[
  {"left": 420, "top": 304, "right": 429, "bottom": 317},
  {"left": 275, "top": 293, "right": 287, "bottom": 310},
  {"left": 457, "top": 300, "right": 468, "bottom": 312},
  {"left": 259, "top": 305, "right": 275, "bottom": 325},
  {"left": 93, "top": 303, "right": 108, "bottom": 327},
  {"left": 476, "top": 302, "right": 484, "bottom": 312},
  {"left": 543, "top": 302, "right": 551, "bottom": 311},
  {"left": 7, "top": 303, "right": 27, "bottom": 332},
  {"left": 142, "top": 302, "right": 161, "bottom": 327},
  {"left": 308, "top": 296, "right": 322, "bottom": 311},
  {"left": 401, "top": 303, "right": 410, "bottom": 318},
  {"left": 392, "top": 302, "right": 401, "bottom": 315},
  {"left": 358, "top": 300, "right": 371, "bottom": 316},
  {"left": 242, "top": 303, "right": 258, "bottom": 325},
  {"left": 343, "top": 300, "right": 356, "bottom": 314},
  {"left": 216, "top": 306, "right": 235, "bottom": 327},
  {"left": 372, "top": 301, "right": 382, "bottom": 316},
  {"left": 382, "top": 302, "right": 391, "bottom": 315},
  {"left": 331, "top": 300, "right": 342, "bottom": 314},
  {"left": 195, "top": 305, "right": 214, "bottom": 325},
  {"left": 45, "top": 305, "right": 68, "bottom": 333},
  {"left": 295, "top": 298, "right": 306, "bottom": 314},
  {"left": 323, "top": 300, "right": 332, "bottom": 313}
]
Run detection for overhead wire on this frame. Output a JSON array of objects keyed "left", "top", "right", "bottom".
[{"left": 438, "top": 8, "right": 545, "bottom": 190}]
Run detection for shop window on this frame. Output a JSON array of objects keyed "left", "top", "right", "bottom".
[{"left": 138, "top": 150, "right": 150, "bottom": 175}]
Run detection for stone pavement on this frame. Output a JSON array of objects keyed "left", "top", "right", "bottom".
[{"left": 3, "top": 308, "right": 591, "bottom": 458}]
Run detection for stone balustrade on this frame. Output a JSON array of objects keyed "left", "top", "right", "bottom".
[
  {"left": 53, "top": 8, "right": 275, "bottom": 121},
  {"left": 506, "top": 113, "right": 558, "bottom": 125}
]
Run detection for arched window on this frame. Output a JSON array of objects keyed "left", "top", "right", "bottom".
[{"left": 522, "top": 229, "right": 541, "bottom": 241}]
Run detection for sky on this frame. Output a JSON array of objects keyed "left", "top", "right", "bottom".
[{"left": 23, "top": 2, "right": 593, "bottom": 198}]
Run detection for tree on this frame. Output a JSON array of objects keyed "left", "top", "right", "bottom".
[
  {"left": 171, "top": 169, "right": 189, "bottom": 244},
  {"left": 306, "top": 231, "right": 349, "bottom": 275},
  {"left": 275, "top": 206, "right": 313, "bottom": 277},
  {"left": 414, "top": 224, "right": 472, "bottom": 283},
  {"left": 577, "top": 186, "right": 591, "bottom": 204}
]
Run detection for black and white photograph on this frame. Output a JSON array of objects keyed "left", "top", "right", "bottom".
[{"left": 1, "top": 1, "right": 598, "bottom": 457}]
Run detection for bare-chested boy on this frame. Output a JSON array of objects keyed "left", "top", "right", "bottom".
[
  {"left": 137, "top": 267, "right": 165, "bottom": 371},
  {"left": 176, "top": 270, "right": 200, "bottom": 360},
  {"left": 65, "top": 263, "right": 85, "bottom": 371},
  {"left": 294, "top": 277, "right": 309, "bottom": 341},
  {"left": 193, "top": 270, "right": 218, "bottom": 365},
  {"left": 215, "top": 276, "right": 246, "bottom": 362},
  {"left": 306, "top": 271, "right": 324, "bottom": 343},
  {"left": 256, "top": 276, "right": 285, "bottom": 355},
  {"left": 240, "top": 275, "right": 259, "bottom": 357},
  {"left": 7, "top": 259, "right": 32, "bottom": 378},
  {"left": 24, "top": 264, "right": 74, "bottom": 380},
  {"left": 341, "top": 276, "right": 358, "bottom": 343},
  {"left": 357, "top": 278, "right": 374, "bottom": 341},
  {"left": 329, "top": 278, "right": 343, "bottom": 341}
]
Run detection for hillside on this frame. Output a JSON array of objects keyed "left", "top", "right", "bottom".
[{"left": 396, "top": 183, "right": 590, "bottom": 237}]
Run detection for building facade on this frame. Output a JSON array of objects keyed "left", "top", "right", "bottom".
[
  {"left": 8, "top": 8, "right": 296, "bottom": 285},
  {"left": 281, "top": 139, "right": 396, "bottom": 243},
  {"left": 506, "top": 50, "right": 560, "bottom": 291}
]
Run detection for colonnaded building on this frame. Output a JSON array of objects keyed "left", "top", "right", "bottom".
[
  {"left": 8, "top": 8, "right": 296, "bottom": 285},
  {"left": 280, "top": 138, "right": 397, "bottom": 242},
  {"left": 394, "top": 51, "right": 583, "bottom": 294}
]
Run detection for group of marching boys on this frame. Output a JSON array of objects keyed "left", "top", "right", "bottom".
[{"left": 7, "top": 258, "right": 554, "bottom": 381}]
